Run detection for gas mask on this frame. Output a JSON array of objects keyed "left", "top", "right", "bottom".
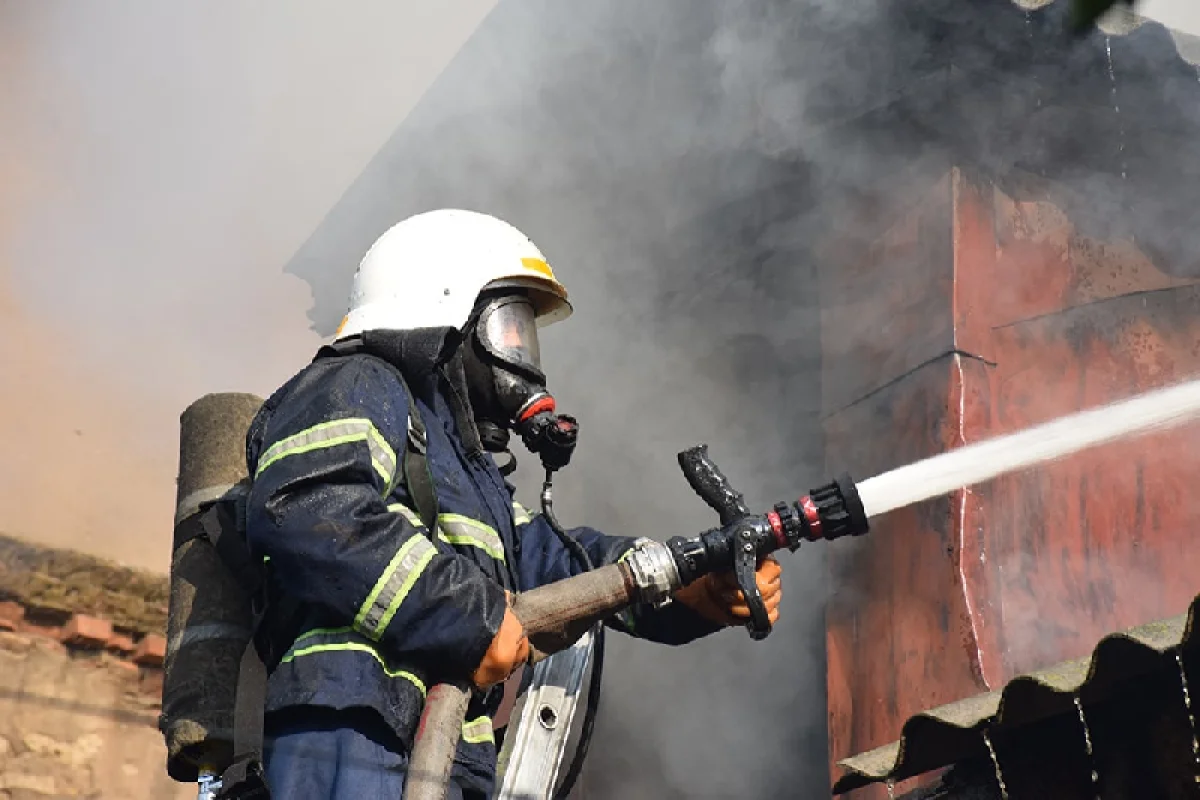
[{"left": 463, "top": 291, "right": 579, "bottom": 475}]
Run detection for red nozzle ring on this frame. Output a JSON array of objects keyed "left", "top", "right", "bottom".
[
  {"left": 799, "top": 495, "right": 823, "bottom": 541},
  {"left": 766, "top": 511, "right": 788, "bottom": 550}
]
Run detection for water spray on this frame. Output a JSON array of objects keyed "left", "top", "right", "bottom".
[
  {"left": 407, "top": 377, "right": 1200, "bottom": 800},
  {"left": 856, "top": 377, "right": 1200, "bottom": 520}
]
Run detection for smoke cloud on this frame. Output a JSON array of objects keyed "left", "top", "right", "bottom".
[
  {"left": 4, "top": 0, "right": 1200, "bottom": 798},
  {"left": 283, "top": 1, "right": 1200, "bottom": 796},
  {"left": 0, "top": 1, "right": 496, "bottom": 570}
]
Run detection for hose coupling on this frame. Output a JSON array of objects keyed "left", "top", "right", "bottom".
[{"left": 623, "top": 538, "right": 682, "bottom": 609}]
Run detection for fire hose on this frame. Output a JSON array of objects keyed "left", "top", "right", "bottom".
[{"left": 403, "top": 444, "right": 870, "bottom": 799}]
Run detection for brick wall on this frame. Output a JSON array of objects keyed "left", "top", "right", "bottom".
[
  {"left": 0, "top": 619, "right": 185, "bottom": 799},
  {"left": 0, "top": 534, "right": 188, "bottom": 799}
]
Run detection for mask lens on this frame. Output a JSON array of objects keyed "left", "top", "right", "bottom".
[{"left": 478, "top": 297, "right": 541, "bottom": 371}]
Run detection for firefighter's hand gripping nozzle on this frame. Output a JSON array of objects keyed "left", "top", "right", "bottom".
[
  {"left": 666, "top": 445, "right": 870, "bottom": 640},
  {"left": 405, "top": 444, "right": 870, "bottom": 800}
]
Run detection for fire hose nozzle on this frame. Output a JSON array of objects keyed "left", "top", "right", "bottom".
[{"left": 779, "top": 473, "right": 870, "bottom": 548}]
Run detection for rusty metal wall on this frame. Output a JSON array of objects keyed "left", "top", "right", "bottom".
[{"left": 822, "top": 167, "right": 1200, "bottom": 798}]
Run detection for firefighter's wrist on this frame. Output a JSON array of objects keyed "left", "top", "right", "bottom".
[
  {"left": 471, "top": 594, "right": 530, "bottom": 690},
  {"left": 431, "top": 575, "right": 508, "bottom": 686}
]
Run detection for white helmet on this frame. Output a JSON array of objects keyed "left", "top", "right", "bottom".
[{"left": 335, "top": 209, "right": 572, "bottom": 340}]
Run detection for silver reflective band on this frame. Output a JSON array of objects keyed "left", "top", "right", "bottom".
[
  {"left": 622, "top": 539, "right": 681, "bottom": 608},
  {"left": 439, "top": 515, "right": 506, "bottom": 562},
  {"left": 512, "top": 502, "right": 533, "bottom": 526},
  {"left": 256, "top": 418, "right": 397, "bottom": 486},
  {"left": 462, "top": 716, "right": 494, "bottom": 745},
  {"left": 355, "top": 536, "right": 438, "bottom": 639},
  {"left": 387, "top": 504, "right": 507, "bottom": 563}
]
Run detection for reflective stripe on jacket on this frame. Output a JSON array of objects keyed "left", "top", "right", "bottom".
[{"left": 244, "top": 350, "right": 721, "bottom": 783}]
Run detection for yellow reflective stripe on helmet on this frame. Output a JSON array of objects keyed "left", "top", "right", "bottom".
[
  {"left": 521, "top": 257, "right": 557, "bottom": 281},
  {"left": 512, "top": 502, "right": 533, "bottom": 527},
  {"left": 438, "top": 514, "right": 506, "bottom": 562},
  {"left": 256, "top": 418, "right": 397, "bottom": 486},
  {"left": 280, "top": 627, "right": 426, "bottom": 695},
  {"left": 462, "top": 716, "right": 494, "bottom": 745},
  {"left": 355, "top": 535, "right": 438, "bottom": 640}
]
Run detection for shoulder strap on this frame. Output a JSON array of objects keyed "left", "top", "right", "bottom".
[
  {"left": 194, "top": 495, "right": 271, "bottom": 799},
  {"left": 313, "top": 337, "right": 439, "bottom": 529}
]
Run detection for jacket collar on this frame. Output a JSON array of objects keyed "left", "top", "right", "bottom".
[{"left": 323, "top": 328, "right": 484, "bottom": 456}]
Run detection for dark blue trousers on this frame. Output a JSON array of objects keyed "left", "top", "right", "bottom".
[{"left": 263, "top": 710, "right": 492, "bottom": 799}]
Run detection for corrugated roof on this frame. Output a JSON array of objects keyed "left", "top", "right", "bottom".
[
  {"left": 1011, "top": 0, "right": 1200, "bottom": 64},
  {"left": 832, "top": 593, "right": 1200, "bottom": 794}
]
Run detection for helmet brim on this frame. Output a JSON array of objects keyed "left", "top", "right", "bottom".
[{"left": 485, "top": 276, "right": 573, "bottom": 327}]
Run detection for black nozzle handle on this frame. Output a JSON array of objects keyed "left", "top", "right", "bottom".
[
  {"left": 677, "top": 445, "right": 751, "bottom": 527},
  {"left": 733, "top": 523, "right": 773, "bottom": 640}
]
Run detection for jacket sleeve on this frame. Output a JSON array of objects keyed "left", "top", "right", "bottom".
[
  {"left": 245, "top": 357, "right": 507, "bottom": 681},
  {"left": 510, "top": 500, "right": 722, "bottom": 646}
]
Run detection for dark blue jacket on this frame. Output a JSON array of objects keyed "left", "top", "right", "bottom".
[{"left": 243, "top": 332, "right": 720, "bottom": 784}]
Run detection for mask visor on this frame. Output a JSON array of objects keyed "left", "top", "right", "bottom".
[{"left": 477, "top": 296, "right": 542, "bottom": 373}]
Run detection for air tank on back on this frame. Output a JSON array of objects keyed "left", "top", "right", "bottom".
[{"left": 160, "top": 393, "right": 263, "bottom": 783}]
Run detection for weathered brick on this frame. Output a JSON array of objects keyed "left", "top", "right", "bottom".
[
  {"left": 110, "top": 658, "right": 140, "bottom": 674},
  {"left": 132, "top": 634, "right": 166, "bottom": 666},
  {"left": 0, "top": 601, "right": 23, "bottom": 632},
  {"left": 139, "top": 668, "right": 165, "bottom": 696},
  {"left": 62, "top": 614, "right": 113, "bottom": 649}
]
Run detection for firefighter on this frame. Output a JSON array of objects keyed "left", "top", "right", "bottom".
[{"left": 243, "top": 209, "right": 784, "bottom": 798}]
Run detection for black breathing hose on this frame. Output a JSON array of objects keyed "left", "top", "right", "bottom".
[{"left": 539, "top": 471, "right": 605, "bottom": 800}]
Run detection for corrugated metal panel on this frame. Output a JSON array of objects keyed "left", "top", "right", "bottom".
[
  {"left": 1010, "top": 0, "right": 1200, "bottom": 63},
  {"left": 832, "top": 593, "right": 1200, "bottom": 794}
]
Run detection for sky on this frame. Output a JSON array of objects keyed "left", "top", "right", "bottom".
[{"left": 0, "top": 1, "right": 497, "bottom": 567}]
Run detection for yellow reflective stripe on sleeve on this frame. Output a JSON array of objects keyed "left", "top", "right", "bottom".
[
  {"left": 280, "top": 627, "right": 426, "bottom": 695},
  {"left": 256, "top": 418, "right": 397, "bottom": 486},
  {"left": 462, "top": 716, "right": 494, "bottom": 745},
  {"left": 356, "top": 536, "right": 438, "bottom": 640},
  {"left": 387, "top": 503, "right": 424, "bottom": 529},
  {"left": 512, "top": 501, "right": 533, "bottom": 526},
  {"left": 387, "top": 504, "right": 506, "bottom": 563},
  {"left": 438, "top": 514, "right": 506, "bottom": 562}
]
